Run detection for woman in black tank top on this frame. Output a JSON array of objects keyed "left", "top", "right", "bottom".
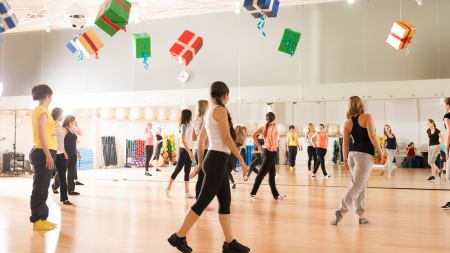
[
  {"left": 331, "top": 96, "right": 383, "bottom": 226},
  {"left": 63, "top": 115, "right": 80, "bottom": 195},
  {"left": 441, "top": 97, "right": 450, "bottom": 209}
]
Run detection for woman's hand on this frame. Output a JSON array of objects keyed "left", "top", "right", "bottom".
[
  {"left": 378, "top": 149, "right": 385, "bottom": 164},
  {"left": 189, "top": 166, "right": 200, "bottom": 179},
  {"left": 435, "top": 146, "right": 439, "bottom": 152},
  {"left": 46, "top": 153, "right": 55, "bottom": 170},
  {"left": 240, "top": 158, "right": 248, "bottom": 178},
  {"left": 64, "top": 152, "right": 68, "bottom": 160},
  {"left": 344, "top": 160, "right": 349, "bottom": 171},
  {"left": 189, "top": 152, "right": 195, "bottom": 162}
]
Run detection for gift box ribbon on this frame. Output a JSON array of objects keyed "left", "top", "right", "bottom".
[
  {"left": 0, "top": 9, "right": 13, "bottom": 19},
  {"left": 143, "top": 38, "right": 149, "bottom": 70},
  {"left": 82, "top": 33, "right": 100, "bottom": 59},
  {"left": 99, "top": 0, "right": 130, "bottom": 32},
  {"left": 390, "top": 20, "right": 414, "bottom": 47},
  {"left": 175, "top": 34, "right": 200, "bottom": 64}
]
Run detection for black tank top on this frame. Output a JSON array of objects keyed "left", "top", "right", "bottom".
[
  {"left": 385, "top": 135, "right": 397, "bottom": 150},
  {"left": 64, "top": 128, "right": 78, "bottom": 157},
  {"left": 349, "top": 115, "right": 375, "bottom": 156}
]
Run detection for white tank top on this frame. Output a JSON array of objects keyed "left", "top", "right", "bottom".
[
  {"left": 204, "top": 104, "right": 230, "bottom": 154},
  {"left": 56, "top": 125, "right": 65, "bottom": 154}
]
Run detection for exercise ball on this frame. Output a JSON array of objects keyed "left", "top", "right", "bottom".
[
  {"left": 328, "top": 125, "right": 339, "bottom": 136},
  {"left": 99, "top": 108, "right": 114, "bottom": 119},
  {"left": 157, "top": 108, "right": 169, "bottom": 121},
  {"left": 169, "top": 109, "right": 180, "bottom": 122},
  {"left": 129, "top": 107, "right": 143, "bottom": 120},
  {"left": 277, "top": 124, "right": 287, "bottom": 135},
  {"left": 115, "top": 108, "right": 128, "bottom": 121},
  {"left": 144, "top": 108, "right": 156, "bottom": 121}
]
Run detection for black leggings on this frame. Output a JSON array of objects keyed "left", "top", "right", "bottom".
[
  {"left": 30, "top": 149, "right": 56, "bottom": 223},
  {"left": 307, "top": 146, "right": 317, "bottom": 171},
  {"left": 171, "top": 148, "right": 192, "bottom": 181},
  {"left": 152, "top": 144, "right": 162, "bottom": 163},
  {"left": 191, "top": 151, "right": 231, "bottom": 216},
  {"left": 250, "top": 149, "right": 280, "bottom": 198},
  {"left": 67, "top": 154, "right": 78, "bottom": 193},
  {"left": 313, "top": 148, "right": 328, "bottom": 176},
  {"left": 54, "top": 154, "right": 68, "bottom": 202},
  {"left": 145, "top": 145, "right": 154, "bottom": 171},
  {"left": 247, "top": 153, "right": 262, "bottom": 177},
  {"left": 195, "top": 149, "right": 208, "bottom": 199},
  {"left": 288, "top": 146, "right": 298, "bottom": 167},
  {"left": 227, "top": 154, "right": 236, "bottom": 184}
]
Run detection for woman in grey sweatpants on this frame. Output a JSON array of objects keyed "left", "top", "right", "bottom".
[
  {"left": 331, "top": 96, "right": 384, "bottom": 225},
  {"left": 441, "top": 97, "right": 450, "bottom": 209}
]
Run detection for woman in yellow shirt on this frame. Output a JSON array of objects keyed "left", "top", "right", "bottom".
[
  {"left": 29, "top": 84, "right": 58, "bottom": 231},
  {"left": 287, "top": 125, "right": 300, "bottom": 171}
]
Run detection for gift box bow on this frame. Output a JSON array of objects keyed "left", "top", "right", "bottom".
[{"left": 389, "top": 20, "right": 415, "bottom": 47}]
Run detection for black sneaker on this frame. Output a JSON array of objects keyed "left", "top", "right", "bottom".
[
  {"left": 68, "top": 192, "right": 80, "bottom": 196},
  {"left": 223, "top": 239, "right": 250, "bottom": 253},
  {"left": 168, "top": 233, "right": 192, "bottom": 253},
  {"left": 145, "top": 172, "right": 152, "bottom": 176},
  {"left": 75, "top": 181, "right": 84, "bottom": 186},
  {"left": 232, "top": 184, "right": 236, "bottom": 189},
  {"left": 427, "top": 176, "right": 436, "bottom": 182},
  {"left": 441, "top": 202, "right": 450, "bottom": 209},
  {"left": 62, "top": 200, "right": 74, "bottom": 205},
  {"left": 156, "top": 168, "right": 162, "bottom": 172}
]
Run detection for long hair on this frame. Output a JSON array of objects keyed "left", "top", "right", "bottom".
[
  {"left": 210, "top": 81, "right": 236, "bottom": 140},
  {"left": 307, "top": 123, "right": 315, "bottom": 134},
  {"left": 384, "top": 125, "right": 393, "bottom": 137},
  {"left": 196, "top": 100, "right": 208, "bottom": 118},
  {"left": 346, "top": 96, "right": 365, "bottom": 119},
  {"left": 235, "top": 126, "right": 245, "bottom": 143},
  {"left": 264, "top": 112, "right": 276, "bottom": 137},
  {"left": 63, "top": 115, "right": 76, "bottom": 128},
  {"left": 51, "top": 107, "right": 63, "bottom": 121},
  {"left": 444, "top": 97, "right": 450, "bottom": 106},
  {"left": 180, "top": 109, "right": 192, "bottom": 127},
  {"left": 428, "top": 119, "right": 436, "bottom": 129}
]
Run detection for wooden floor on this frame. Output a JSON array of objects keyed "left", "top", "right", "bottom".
[{"left": 1, "top": 165, "right": 449, "bottom": 253}]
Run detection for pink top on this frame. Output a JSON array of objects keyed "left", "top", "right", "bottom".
[
  {"left": 316, "top": 133, "right": 328, "bottom": 149},
  {"left": 145, "top": 130, "right": 154, "bottom": 146},
  {"left": 262, "top": 123, "right": 278, "bottom": 152}
]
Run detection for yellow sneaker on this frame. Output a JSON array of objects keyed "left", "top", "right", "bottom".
[
  {"left": 33, "top": 220, "right": 56, "bottom": 231},
  {"left": 42, "top": 220, "right": 57, "bottom": 228}
]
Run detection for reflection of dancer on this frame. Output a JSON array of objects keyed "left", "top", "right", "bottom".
[
  {"left": 168, "top": 81, "right": 249, "bottom": 253},
  {"left": 144, "top": 122, "right": 154, "bottom": 176},
  {"left": 250, "top": 112, "right": 286, "bottom": 200},
  {"left": 441, "top": 97, "right": 450, "bottom": 209},
  {"left": 64, "top": 116, "right": 80, "bottom": 196},
  {"left": 29, "top": 84, "right": 58, "bottom": 231},
  {"left": 381, "top": 125, "right": 398, "bottom": 177},
  {"left": 152, "top": 127, "right": 163, "bottom": 172},
  {"left": 305, "top": 123, "right": 317, "bottom": 174},
  {"left": 166, "top": 110, "right": 195, "bottom": 199},
  {"left": 287, "top": 125, "right": 300, "bottom": 171},
  {"left": 190, "top": 100, "right": 209, "bottom": 198},
  {"left": 426, "top": 119, "right": 445, "bottom": 181},
  {"left": 72, "top": 122, "right": 84, "bottom": 186},
  {"left": 50, "top": 108, "right": 73, "bottom": 205},
  {"left": 311, "top": 124, "right": 330, "bottom": 178},
  {"left": 331, "top": 96, "right": 383, "bottom": 226},
  {"left": 246, "top": 135, "right": 264, "bottom": 178}
]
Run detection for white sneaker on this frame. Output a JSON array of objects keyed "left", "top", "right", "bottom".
[
  {"left": 275, "top": 194, "right": 286, "bottom": 200},
  {"left": 185, "top": 193, "right": 195, "bottom": 199},
  {"left": 250, "top": 194, "right": 257, "bottom": 201},
  {"left": 275, "top": 173, "right": 279, "bottom": 179},
  {"left": 311, "top": 174, "right": 316, "bottom": 178},
  {"left": 165, "top": 189, "right": 171, "bottom": 198},
  {"left": 325, "top": 175, "right": 332, "bottom": 179}
]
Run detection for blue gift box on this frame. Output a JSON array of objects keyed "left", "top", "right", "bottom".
[
  {"left": 243, "top": 0, "right": 279, "bottom": 18},
  {"left": 0, "top": 0, "right": 19, "bottom": 32},
  {"left": 66, "top": 37, "right": 79, "bottom": 54}
]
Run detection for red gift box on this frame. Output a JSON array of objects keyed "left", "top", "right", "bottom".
[{"left": 169, "top": 30, "right": 203, "bottom": 66}]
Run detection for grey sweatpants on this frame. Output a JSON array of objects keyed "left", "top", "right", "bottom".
[
  {"left": 339, "top": 151, "right": 374, "bottom": 216},
  {"left": 428, "top": 145, "right": 440, "bottom": 168},
  {"left": 383, "top": 149, "right": 396, "bottom": 176},
  {"left": 446, "top": 155, "right": 450, "bottom": 182}
]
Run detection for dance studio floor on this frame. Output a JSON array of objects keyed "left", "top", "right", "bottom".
[{"left": 1, "top": 165, "right": 449, "bottom": 253}]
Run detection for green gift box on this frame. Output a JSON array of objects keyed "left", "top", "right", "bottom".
[
  {"left": 95, "top": 0, "right": 132, "bottom": 37},
  {"left": 278, "top": 28, "right": 301, "bottom": 56},
  {"left": 133, "top": 33, "right": 151, "bottom": 59}
]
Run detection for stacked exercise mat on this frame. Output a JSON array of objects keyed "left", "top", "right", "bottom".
[
  {"left": 126, "top": 139, "right": 146, "bottom": 167},
  {"left": 101, "top": 136, "right": 118, "bottom": 167},
  {"left": 77, "top": 148, "right": 93, "bottom": 170}
]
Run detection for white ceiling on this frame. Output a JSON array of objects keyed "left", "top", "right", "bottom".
[{"left": 4, "top": 0, "right": 344, "bottom": 33}]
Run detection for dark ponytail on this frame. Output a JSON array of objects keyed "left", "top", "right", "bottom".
[
  {"left": 210, "top": 81, "right": 236, "bottom": 140},
  {"left": 264, "top": 112, "right": 276, "bottom": 137}
]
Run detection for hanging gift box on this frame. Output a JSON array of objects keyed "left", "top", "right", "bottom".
[
  {"left": 278, "top": 28, "right": 301, "bottom": 56},
  {"left": 76, "top": 29, "right": 104, "bottom": 59},
  {"left": 0, "top": 0, "right": 19, "bottom": 32},
  {"left": 169, "top": 30, "right": 203, "bottom": 66},
  {"left": 243, "top": 0, "right": 280, "bottom": 18},
  {"left": 133, "top": 33, "right": 151, "bottom": 69},
  {"left": 386, "top": 20, "right": 416, "bottom": 50},
  {"left": 95, "top": 0, "right": 131, "bottom": 37},
  {"left": 66, "top": 36, "right": 79, "bottom": 54}
]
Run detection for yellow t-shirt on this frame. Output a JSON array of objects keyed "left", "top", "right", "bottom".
[
  {"left": 32, "top": 106, "right": 57, "bottom": 150},
  {"left": 287, "top": 131, "right": 298, "bottom": 146}
]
